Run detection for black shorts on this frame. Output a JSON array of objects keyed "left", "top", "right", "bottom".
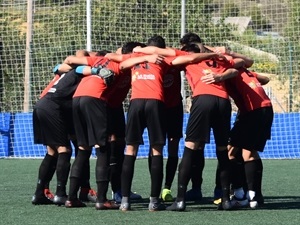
[
  {"left": 73, "top": 96, "right": 108, "bottom": 147},
  {"left": 33, "top": 97, "right": 72, "bottom": 146},
  {"left": 107, "top": 105, "right": 125, "bottom": 138},
  {"left": 229, "top": 106, "right": 274, "bottom": 152},
  {"left": 185, "top": 95, "right": 231, "bottom": 146},
  {"left": 125, "top": 99, "right": 166, "bottom": 146},
  {"left": 165, "top": 102, "right": 183, "bottom": 139}
]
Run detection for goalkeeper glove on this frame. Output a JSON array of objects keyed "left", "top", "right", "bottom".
[{"left": 96, "top": 67, "right": 115, "bottom": 86}]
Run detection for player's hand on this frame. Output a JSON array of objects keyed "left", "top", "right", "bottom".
[
  {"left": 201, "top": 72, "right": 222, "bottom": 84},
  {"left": 97, "top": 67, "right": 115, "bottom": 86},
  {"left": 144, "top": 54, "right": 165, "bottom": 64}
]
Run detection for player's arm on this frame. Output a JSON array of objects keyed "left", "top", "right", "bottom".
[
  {"left": 226, "top": 50, "right": 254, "bottom": 68},
  {"left": 256, "top": 73, "right": 270, "bottom": 85},
  {"left": 171, "top": 52, "right": 222, "bottom": 65},
  {"left": 75, "top": 49, "right": 99, "bottom": 57},
  {"left": 104, "top": 53, "right": 124, "bottom": 62},
  {"left": 119, "top": 54, "right": 164, "bottom": 70},
  {"left": 201, "top": 68, "right": 239, "bottom": 84},
  {"left": 133, "top": 46, "right": 177, "bottom": 56},
  {"left": 63, "top": 55, "right": 89, "bottom": 65}
]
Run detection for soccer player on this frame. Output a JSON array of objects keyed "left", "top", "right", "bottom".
[
  {"left": 31, "top": 64, "right": 87, "bottom": 206},
  {"left": 166, "top": 43, "right": 240, "bottom": 211},
  {"left": 225, "top": 68, "right": 273, "bottom": 209}
]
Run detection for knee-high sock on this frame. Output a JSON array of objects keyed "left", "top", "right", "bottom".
[
  {"left": 110, "top": 141, "right": 125, "bottom": 193},
  {"left": 164, "top": 156, "right": 178, "bottom": 189},
  {"left": 55, "top": 152, "right": 71, "bottom": 196},
  {"left": 121, "top": 155, "right": 136, "bottom": 197},
  {"left": 255, "top": 159, "right": 263, "bottom": 196},
  {"left": 216, "top": 150, "right": 231, "bottom": 201},
  {"left": 95, "top": 146, "right": 110, "bottom": 202},
  {"left": 68, "top": 150, "right": 91, "bottom": 200},
  {"left": 191, "top": 149, "right": 204, "bottom": 189},
  {"left": 35, "top": 153, "right": 57, "bottom": 196},
  {"left": 150, "top": 155, "right": 163, "bottom": 197},
  {"left": 244, "top": 160, "right": 257, "bottom": 197},
  {"left": 177, "top": 147, "right": 193, "bottom": 201}
]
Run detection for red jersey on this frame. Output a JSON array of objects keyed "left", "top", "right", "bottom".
[
  {"left": 225, "top": 68, "right": 272, "bottom": 113},
  {"left": 185, "top": 58, "right": 235, "bottom": 99},
  {"left": 73, "top": 56, "right": 121, "bottom": 100},
  {"left": 129, "top": 53, "right": 171, "bottom": 101},
  {"left": 40, "top": 74, "right": 60, "bottom": 98}
]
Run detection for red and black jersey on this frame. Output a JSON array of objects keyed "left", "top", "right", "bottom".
[
  {"left": 225, "top": 68, "right": 272, "bottom": 113},
  {"left": 185, "top": 58, "right": 235, "bottom": 99}
]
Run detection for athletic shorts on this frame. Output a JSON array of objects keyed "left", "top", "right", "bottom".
[
  {"left": 185, "top": 95, "right": 231, "bottom": 146},
  {"left": 33, "top": 97, "right": 72, "bottom": 146},
  {"left": 72, "top": 96, "right": 108, "bottom": 147},
  {"left": 165, "top": 102, "right": 183, "bottom": 139},
  {"left": 107, "top": 105, "right": 125, "bottom": 138},
  {"left": 125, "top": 99, "right": 166, "bottom": 146},
  {"left": 229, "top": 106, "right": 274, "bottom": 152}
]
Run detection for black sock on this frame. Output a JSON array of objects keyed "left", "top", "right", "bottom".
[
  {"left": 177, "top": 147, "right": 193, "bottom": 201},
  {"left": 191, "top": 149, "right": 204, "bottom": 189},
  {"left": 244, "top": 160, "right": 257, "bottom": 191},
  {"left": 229, "top": 158, "right": 245, "bottom": 190},
  {"left": 121, "top": 155, "right": 136, "bottom": 197},
  {"left": 254, "top": 159, "right": 263, "bottom": 196},
  {"left": 55, "top": 152, "right": 71, "bottom": 196},
  {"left": 68, "top": 150, "right": 91, "bottom": 200},
  {"left": 35, "top": 153, "right": 57, "bottom": 196},
  {"left": 164, "top": 156, "right": 178, "bottom": 189},
  {"left": 216, "top": 150, "right": 231, "bottom": 201},
  {"left": 150, "top": 155, "right": 163, "bottom": 197},
  {"left": 95, "top": 146, "right": 110, "bottom": 202},
  {"left": 110, "top": 141, "right": 124, "bottom": 193},
  {"left": 80, "top": 160, "right": 91, "bottom": 190}
]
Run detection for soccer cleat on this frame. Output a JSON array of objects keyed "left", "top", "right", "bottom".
[
  {"left": 113, "top": 191, "right": 142, "bottom": 203},
  {"left": 130, "top": 191, "right": 142, "bottom": 200},
  {"left": 53, "top": 195, "right": 68, "bottom": 206},
  {"left": 222, "top": 200, "right": 233, "bottom": 210},
  {"left": 32, "top": 195, "right": 53, "bottom": 205},
  {"left": 161, "top": 188, "right": 173, "bottom": 202},
  {"left": 119, "top": 197, "right": 131, "bottom": 212},
  {"left": 95, "top": 200, "right": 120, "bottom": 210},
  {"left": 65, "top": 199, "right": 87, "bottom": 208},
  {"left": 166, "top": 200, "right": 186, "bottom": 211},
  {"left": 87, "top": 189, "right": 97, "bottom": 203},
  {"left": 231, "top": 196, "right": 248, "bottom": 208},
  {"left": 44, "top": 188, "right": 54, "bottom": 201},
  {"left": 213, "top": 198, "right": 222, "bottom": 205},
  {"left": 79, "top": 188, "right": 97, "bottom": 203},
  {"left": 185, "top": 188, "right": 202, "bottom": 201},
  {"left": 148, "top": 200, "right": 166, "bottom": 212}
]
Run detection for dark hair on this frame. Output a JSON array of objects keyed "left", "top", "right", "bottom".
[
  {"left": 181, "top": 43, "right": 201, "bottom": 53},
  {"left": 121, "top": 41, "right": 146, "bottom": 54},
  {"left": 95, "top": 50, "right": 111, "bottom": 56},
  {"left": 147, "top": 35, "right": 166, "bottom": 48},
  {"left": 180, "top": 32, "right": 203, "bottom": 46}
]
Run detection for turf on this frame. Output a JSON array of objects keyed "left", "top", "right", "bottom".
[{"left": 0, "top": 159, "right": 299, "bottom": 225}]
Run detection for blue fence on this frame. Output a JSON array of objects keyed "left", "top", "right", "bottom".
[{"left": 1, "top": 112, "right": 299, "bottom": 159}]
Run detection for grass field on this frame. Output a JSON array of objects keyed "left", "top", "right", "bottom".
[{"left": 0, "top": 159, "right": 299, "bottom": 225}]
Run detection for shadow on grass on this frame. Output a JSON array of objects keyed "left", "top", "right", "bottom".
[{"left": 125, "top": 196, "right": 300, "bottom": 211}]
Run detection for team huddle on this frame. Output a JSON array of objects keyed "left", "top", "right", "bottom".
[{"left": 31, "top": 32, "right": 273, "bottom": 212}]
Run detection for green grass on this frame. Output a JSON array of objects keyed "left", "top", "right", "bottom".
[{"left": 0, "top": 159, "right": 299, "bottom": 225}]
